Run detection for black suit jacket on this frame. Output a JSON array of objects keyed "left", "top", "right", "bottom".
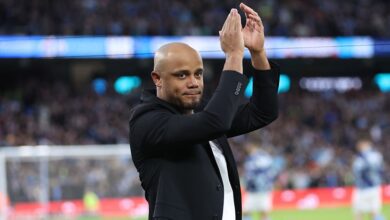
[{"left": 129, "top": 63, "right": 280, "bottom": 220}]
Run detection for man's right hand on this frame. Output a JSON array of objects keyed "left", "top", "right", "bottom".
[{"left": 220, "top": 9, "right": 244, "bottom": 73}]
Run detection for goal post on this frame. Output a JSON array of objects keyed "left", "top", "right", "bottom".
[
  {"left": 0, "top": 144, "right": 139, "bottom": 220},
  {"left": 0, "top": 153, "right": 7, "bottom": 220}
]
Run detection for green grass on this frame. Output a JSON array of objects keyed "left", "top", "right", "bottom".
[
  {"left": 54, "top": 204, "right": 390, "bottom": 220},
  {"left": 267, "top": 204, "right": 390, "bottom": 220},
  {"left": 242, "top": 205, "right": 390, "bottom": 220}
]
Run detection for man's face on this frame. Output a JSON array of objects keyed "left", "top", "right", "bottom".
[
  {"left": 357, "top": 140, "right": 371, "bottom": 152},
  {"left": 153, "top": 50, "right": 204, "bottom": 112}
]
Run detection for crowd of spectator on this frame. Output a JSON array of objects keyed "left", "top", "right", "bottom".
[
  {"left": 0, "top": 79, "right": 132, "bottom": 146},
  {"left": 1, "top": 77, "right": 389, "bottom": 203},
  {"left": 231, "top": 91, "right": 390, "bottom": 190},
  {"left": 1, "top": 0, "right": 390, "bottom": 37}
]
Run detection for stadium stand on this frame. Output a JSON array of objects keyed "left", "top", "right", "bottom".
[{"left": 0, "top": 0, "right": 389, "bottom": 36}]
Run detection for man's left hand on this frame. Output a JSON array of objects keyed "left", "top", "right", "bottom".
[{"left": 239, "top": 3, "right": 265, "bottom": 54}]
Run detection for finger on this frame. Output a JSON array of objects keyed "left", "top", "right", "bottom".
[
  {"left": 247, "top": 19, "right": 254, "bottom": 30},
  {"left": 229, "top": 9, "right": 241, "bottom": 32},
  {"left": 220, "top": 11, "right": 232, "bottom": 33},
  {"left": 239, "top": 2, "right": 258, "bottom": 16},
  {"left": 239, "top": 3, "right": 248, "bottom": 12},
  {"left": 249, "top": 14, "right": 261, "bottom": 24},
  {"left": 226, "top": 9, "right": 237, "bottom": 32},
  {"left": 234, "top": 10, "right": 242, "bottom": 32},
  {"left": 248, "top": 14, "right": 263, "bottom": 30},
  {"left": 240, "top": 4, "right": 251, "bottom": 22},
  {"left": 239, "top": 3, "right": 249, "bottom": 20},
  {"left": 240, "top": 2, "right": 260, "bottom": 29},
  {"left": 224, "top": 10, "right": 232, "bottom": 33}
]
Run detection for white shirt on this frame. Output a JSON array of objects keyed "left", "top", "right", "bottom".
[{"left": 209, "top": 141, "right": 236, "bottom": 220}]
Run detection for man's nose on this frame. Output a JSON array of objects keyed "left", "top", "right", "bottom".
[{"left": 187, "top": 75, "right": 199, "bottom": 88}]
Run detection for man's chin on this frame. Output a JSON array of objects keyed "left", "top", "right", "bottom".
[{"left": 182, "top": 101, "right": 200, "bottom": 110}]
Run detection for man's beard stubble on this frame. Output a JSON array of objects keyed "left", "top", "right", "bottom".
[{"left": 171, "top": 94, "right": 203, "bottom": 113}]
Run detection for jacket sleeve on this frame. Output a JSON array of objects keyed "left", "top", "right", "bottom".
[
  {"left": 130, "top": 71, "right": 248, "bottom": 152},
  {"left": 226, "top": 61, "right": 280, "bottom": 138}
]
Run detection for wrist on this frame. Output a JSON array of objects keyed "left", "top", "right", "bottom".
[
  {"left": 223, "top": 53, "right": 243, "bottom": 73},
  {"left": 249, "top": 49, "right": 265, "bottom": 58},
  {"left": 226, "top": 51, "right": 244, "bottom": 59},
  {"left": 250, "top": 50, "right": 270, "bottom": 70}
]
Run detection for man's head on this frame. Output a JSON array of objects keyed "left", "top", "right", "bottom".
[
  {"left": 356, "top": 133, "right": 372, "bottom": 152},
  {"left": 151, "top": 43, "right": 204, "bottom": 114},
  {"left": 356, "top": 138, "right": 373, "bottom": 152}
]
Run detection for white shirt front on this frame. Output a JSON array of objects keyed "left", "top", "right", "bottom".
[{"left": 209, "top": 141, "right": 236, "bottom": 220}]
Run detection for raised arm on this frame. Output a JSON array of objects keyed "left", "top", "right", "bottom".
[{"left": 227, "top": 3, "right": 279, "bottom": 137}]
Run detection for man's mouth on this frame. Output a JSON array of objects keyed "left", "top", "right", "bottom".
[{"left": 183, "top": 92, "right": 201, "bottom": 96}]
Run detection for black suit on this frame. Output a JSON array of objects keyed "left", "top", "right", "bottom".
[{"left": 129, "top": 63, "right": 280, "bottom": 220}]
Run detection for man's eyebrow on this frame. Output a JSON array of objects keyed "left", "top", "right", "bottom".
[
  {"left": 172, "top": 70, "right": 190, "bottom": 75},
  {"left": 170, "top": 68, "right": 203, "bottom": 75},
  {"left": 195, "top": 68, "right": 204, "bottom": 73}
]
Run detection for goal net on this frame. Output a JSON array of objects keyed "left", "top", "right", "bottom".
[{"left": 0, "top": 145, "right": 147, "bottom": 220}]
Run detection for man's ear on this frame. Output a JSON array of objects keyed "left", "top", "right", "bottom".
[{"left": 151, "top": 71, "right": 162, "bottom": 87}]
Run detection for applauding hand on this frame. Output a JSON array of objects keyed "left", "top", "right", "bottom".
[{"left": 240, "top": 3, "right": 265, "bottom": 54}]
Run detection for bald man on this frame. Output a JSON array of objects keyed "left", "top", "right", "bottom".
[{"left": 129, "top": 3, "right": 280, "bottom": 220}]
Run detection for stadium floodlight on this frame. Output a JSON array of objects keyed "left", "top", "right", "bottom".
[
  {"left": 279, "top": 75, "right": 291, "bottom": 93},
  {"left": 374, "top": 73, "right": 390, "bottom": 92},
  {"left": 92, "top": 78, "right": 107, "bottom": 95},
  {"left": 114, "top": 76, "right": 141, "bottom": 95},
  {"left": 299, "top": 77, "right": 362, "bottom": 92},
  {"left": 245, "top": 74, "right": 290, "bottom": 98}
]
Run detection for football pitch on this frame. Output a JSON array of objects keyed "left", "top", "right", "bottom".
[
  {"left": 75, "top": 204, "right": 390, "bottom": 220},
  {"left": 266, "top": 205, "right": 390, "bottom": 220}
]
